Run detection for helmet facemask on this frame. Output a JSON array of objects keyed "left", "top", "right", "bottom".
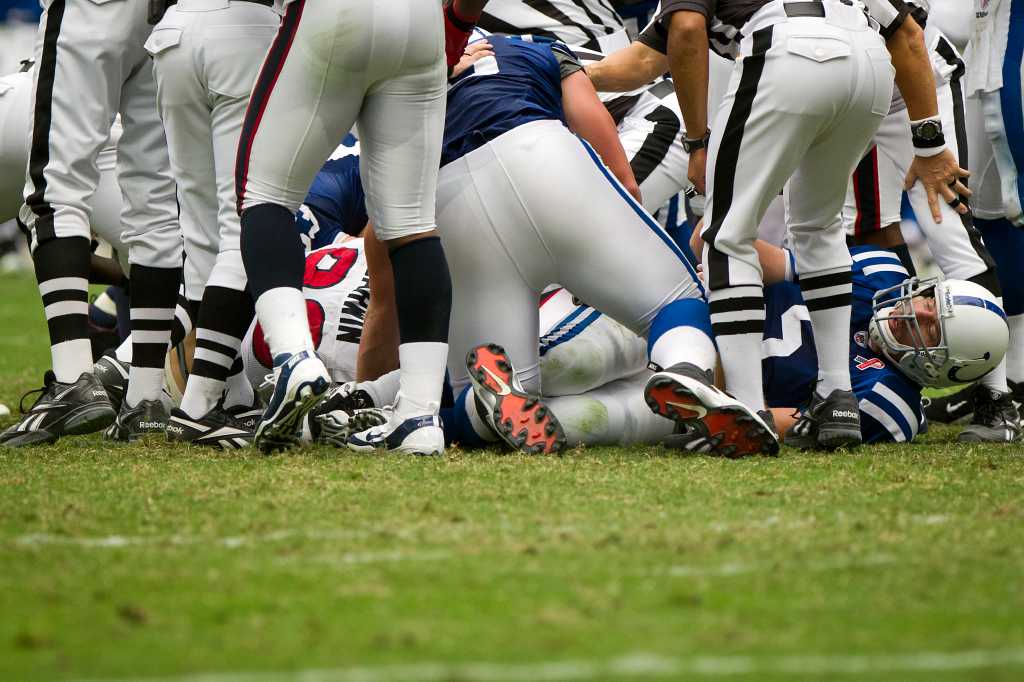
[
  {"left": 868, "top": 276, "right": 1006, "bottom": 387},
  {"left": 868, "top": 277, "right": 949, "bottom": 385}
]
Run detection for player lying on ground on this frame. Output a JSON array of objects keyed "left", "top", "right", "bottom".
[
  {"left": 416, "top": 31, "right": 776, "bottom": 456},
  {"left": 277, "top": 234, "right": 1007, "bottom": 452}
]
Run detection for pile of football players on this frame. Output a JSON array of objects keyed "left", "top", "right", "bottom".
[{"left": 1, "top": 0, "right": 1021, "bottom": 458}]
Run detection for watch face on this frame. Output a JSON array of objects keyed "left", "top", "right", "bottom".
[{"left": 917, "top": 121, "right": 941, "bottom": 140}]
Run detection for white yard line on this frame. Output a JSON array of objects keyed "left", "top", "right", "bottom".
[
  {"left": 10, "top": 528, "right": 387, "bottom": 550},
  {"left": 664, "top": 553, "right": 897, "bottom": 577},
  {"left": 5, "top": 512, "right": 951, "bottom": 552},
  {"left": 73, "top": 648, "right": 1024, "bottom": 682},
  {"left": 271, "top": 550, "right": 451, "bottom": 568}
]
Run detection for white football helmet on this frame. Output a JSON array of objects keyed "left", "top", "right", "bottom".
[{"left": 868, "top": 276, "right": 1009, "bottom": 388}]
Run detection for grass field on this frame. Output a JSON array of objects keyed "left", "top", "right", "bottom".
[{"left": 1, "top": 270, "right": 1023, "bottom": 682}]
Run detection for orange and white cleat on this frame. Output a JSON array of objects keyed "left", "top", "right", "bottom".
[
  {"left": 466, "top": 343, "right": 567, "bottom": 454},
  {"left": 645, "top": 362, "right": 779, "bottom": 458}
]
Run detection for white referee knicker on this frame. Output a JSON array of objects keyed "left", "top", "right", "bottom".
[
  {"left": 19, "top": 0, "right": 181, "bottom": 270},
  {"left": 842, "top": 20, "right": 996, "bottom": 283},
  {"left": 0, "top": 69, "right": 137, "bottom": 274},
  {"left": 146, "top": 0, "right": 282, "bottom": 301}
]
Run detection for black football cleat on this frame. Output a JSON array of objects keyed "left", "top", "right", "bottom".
[
  {"left": 958, "top": 388, "right": 1019, "bottom": 443},
  {"left": 922, "top": 383, "right": 976, "bottom": 425},
  {"left": 166, "top": 405, "right": 254, "bottom": 450},
  {"left": 785, "top": 388, "right": 862, "bottom": 450},
  {"left": 0, "top": 371, "right": 115, "bottom": 448},
  {"left": 104, "top": 399, "right": 169, "bottom": 442},
  {"left": 92, "top": 353, "right": 131, "bottom": 412}
]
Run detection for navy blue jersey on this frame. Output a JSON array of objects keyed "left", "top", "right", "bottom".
[
  {"left": 294, "top": 135, "right": 367, "bottom": 251},
  {"left": 763, "top": 247, "right": 924, "bottom": 443},
  {"left": 442, "top": 34, "right": 582, "bottom": 166}
]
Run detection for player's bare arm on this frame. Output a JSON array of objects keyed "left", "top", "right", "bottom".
[
  {"left": 445, "top": 0, "right": 490, "bottom": 67},
  {"left": 356, "top": 226, "right": 400, "bottom": 382},
  {"left": 665, "top": 10, "right": 709, "bottom": 194},
  {"left": 886, "top": 16, "right": 970, "bottom": 221},
  {"left": 689, "top": 225, "right": 789, "bottom": 287},
  {"left": 585, "top": 41, "right": 668, "bottom": 92},
  {"left": 561, "top": 70, "right": 642, "bottom": 204}
]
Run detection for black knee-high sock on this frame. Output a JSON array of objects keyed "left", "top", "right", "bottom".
[
  {"left": 170, "top": 294, "right": 200, "bottom": 349},
  {"left": 126, "top": 264, "right": 182, "bottom": 406},
  {"left": 390, "top": 236, "right": 452, "bottom": 344},
  {"left": 240, "top": 203, "right": 304, "bottom": 300},
  {"left": 180, "top": 286, "right": 255, "bottom": 418},
  {"left": 34, "top": 236, "right": 92, "bottom": 383}
]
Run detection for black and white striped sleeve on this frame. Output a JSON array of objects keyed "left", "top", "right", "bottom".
[{"left": 862, "top": 0, "right": 912, "bottom": 40}]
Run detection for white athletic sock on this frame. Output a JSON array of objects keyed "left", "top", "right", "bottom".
[
  {"left": 52, "top": 339, "right": 93, "bottom": 383},
  {"left": 179, "top": 376, "right": 223, "bottom": 419},
  {"left": 358, "top": 369, "right": 401, "bottom": 408},
  {"left": 115, "top": 337, "right": 132, "bottom": 364},
  {"left": 979, "top": 358, "right": 1010, "bottom": 394},
  {"left": 223, "top": 361, "right": 255, "bottom": 410},
  {"left": 650, "top": 326, "right": 717, "bottom": 373},
  {"left": 254, "top": 287, "right": 313, "bottom": 358},
  {"left": 800, "top": 267, "right": 853, "bottom": 396},
  {"left": 1006, "top": 314, "right": 1024, "bottom": 385},
  {"left": 393, "top": 342, "right": 448, "bottom": 419},
  {"left": 710, "top": 286, "right": 766, "bottom": 410},
  {"left": 125, "top": 367, "right": 165, "bottom": 408}
]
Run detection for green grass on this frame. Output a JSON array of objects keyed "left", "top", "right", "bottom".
[{"left": 1, "top": 271, "right": 1023, "bottom": 682}]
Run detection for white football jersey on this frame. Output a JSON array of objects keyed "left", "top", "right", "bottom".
[
  {"left": 242, "top": 237, "right": 368, "bottom": 389},
  {"left": 964, "top": 0, "right": 1011, "bottom": 96}
]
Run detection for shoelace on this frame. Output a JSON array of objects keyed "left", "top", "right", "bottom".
[
  {"left": 974, "top": 390, "right": 1012, "bottom": 427},
  {"left": 19, "top": 370, "right": 57, "bottom": 414}
]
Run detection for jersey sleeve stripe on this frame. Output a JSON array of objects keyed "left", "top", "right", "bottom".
[
  {"left": 871, "top": 381, "right": 920, "bottom": 438},
  {"left": 859, "top": 397, "right": 909, "bottom": 442},
  {"left": 862, "top": 263, "right": 909, "bottom": 277},
  {"left": 851, "top": 250, "right": 905, "bottom": 263}
]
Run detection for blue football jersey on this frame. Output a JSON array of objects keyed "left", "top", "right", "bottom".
[
  {"left": 294, "top": 135, "right": 368, "bottom": 252},
  {"left": 442, "top": 34, "right": 581, "bottom": 166},
  {"left": 763, "top": 247, "right": 924, "bottom": 443}
]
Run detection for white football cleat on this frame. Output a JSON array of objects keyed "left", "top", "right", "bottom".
[
  {"left": 255, "top": 350, "right": 330, "bottom": 454},
  {"left": 346, "top": 405, "right": 445, "bottom": 456}
]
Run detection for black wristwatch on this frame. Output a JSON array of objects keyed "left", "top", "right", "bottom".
[
  {"left": 911, "top": 119, "right": 944, "bottom": 149},
  {"left": 682, "top": 129, "right": 711, "bottom": 154}
]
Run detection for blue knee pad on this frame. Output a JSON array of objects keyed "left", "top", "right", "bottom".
[
  {"left": 977, "top": 217, "right": 1024, "bottom": 316},
  {"left": 647, "top": 298, "right": 714, "bottom": 360}
]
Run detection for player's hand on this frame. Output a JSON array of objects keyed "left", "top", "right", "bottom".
[
  {"left": 904, "top": 148, "right": 971, "bottom": 223},
  {"left": 451, "top": 41, "right": 493, "bottom": 79},
  {"left": 688, "top": 147, "right": 707, "bottom": 195}
]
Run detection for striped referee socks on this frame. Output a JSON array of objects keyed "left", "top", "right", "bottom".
[
  {"left": 125, "top": 264, "right": 183, "bottom": 408},
  {"left": 179, "top": 286, "right": 255, "bottom": 420},
  {"left": 709, "top": 284, "right": 767, "bottom": 411},
  {"left": 799, "top": 265, "right": 854, "bottom": 396},
  {"left": 34, "top": 236, "right": 93, "bottom": 384}
]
